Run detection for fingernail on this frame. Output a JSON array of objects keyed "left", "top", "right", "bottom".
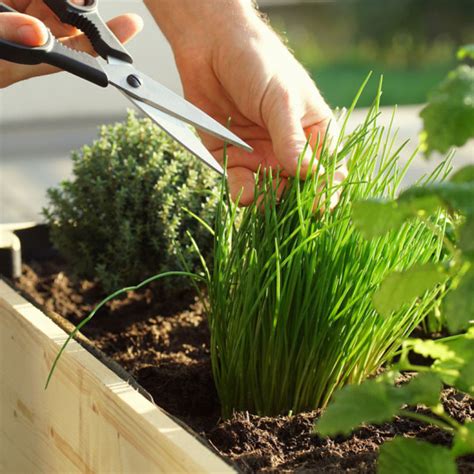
[{"left": 18, "top": 23, "right": 48, "bottom": 46}]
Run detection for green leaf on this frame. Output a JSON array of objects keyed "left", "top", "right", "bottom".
[
  {"left": 456, "top": 356, "right": 474, "bottom": 397},
  {"left": 315, "top": 376, "right": 400, "bottom": 436},
  {"left": 452, "top": 422, "right": 474, "bottom": 457},
  {"left": 450, "top": 165, "right": 474, "bottom": 184},
  {"left": 420, "top": 64, "right": 474, "bottom": 156},
  {"left": 397, "top": 372, "right": 442, "bottom": 407},
  {"left": 378, "top": 437, "right": 457, "bottom": 474},
  {"left": 411, "top": 338, "right": 455, "bottom": 361},
  {"left": 459, "top": 217, "right": 474, "bottom": 257},
  {"left": 351, "top": 200, "right": 412, "bottom": 238},
  {"left": 444, "top": 267, "right": 474, "bottom": 333},
  {"left": 400, "top": 182, "right": 474, "bottom": 215},
  {"left": 457, "top": 44, "right": 474, "bottom": 61},
  {"left": 430, "top": 328, "right": 474, "bottom": 390},
  {"left": 373, "top": 263, "right": 448, "bottom": 317}
]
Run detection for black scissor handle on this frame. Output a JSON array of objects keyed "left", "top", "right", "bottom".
[
  {"left": 0, "top": 3, "right": 108, "bottom": 87},
  {"left": 44, "top": 0, "right": 133, "bottom": 63}
]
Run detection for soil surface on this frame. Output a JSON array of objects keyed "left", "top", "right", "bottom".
[{"left": 14, "top": 259, "right": 474, "bottom": 473}]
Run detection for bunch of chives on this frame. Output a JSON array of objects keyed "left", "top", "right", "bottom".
[{"left": 203, "top": 81, "right": 450, "bottom": 417}]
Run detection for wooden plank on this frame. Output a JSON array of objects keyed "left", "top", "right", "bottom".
[{"left": 0, "top": 280, "right": 233, "bottom": 473}]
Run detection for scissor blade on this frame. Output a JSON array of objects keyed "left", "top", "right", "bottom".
[
  {"left": 104, "top": 62, "right": 252, "bottom": 153},
  {"left": 124, "top": 92, "right": 225, "bottom": 175}
]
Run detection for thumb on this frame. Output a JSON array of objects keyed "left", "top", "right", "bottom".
[{"left": 0, "top": 12, "right": 48, "bottom": 47}]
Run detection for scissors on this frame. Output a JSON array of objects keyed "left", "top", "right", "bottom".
[{"left": 0, "top": 0, "right": 252, "bottom": 175}]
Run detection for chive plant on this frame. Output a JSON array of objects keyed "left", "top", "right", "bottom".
[
  {"left": 47, "top": 80, "right": 451, "bottom": 418},
  {"left": 199, "top": 81, "right": 451, "bottom": 417}
]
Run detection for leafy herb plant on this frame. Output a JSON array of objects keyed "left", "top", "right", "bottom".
[
  {"left": 47, "top": 81, "right": 454, "bottom": 425},
  {"left": 315, "top": 162, "right": 474, "bottom": 471},
  {"left": 43, "top": 111, "right": 218, "bottom": 293},
  {"left": 201, "top": 80, "right": 451, "bottom": 417},
  {"left": 420, "top": 44, "right": 474, "bottom": 156}
]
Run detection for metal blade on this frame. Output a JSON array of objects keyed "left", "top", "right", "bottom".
[
  {"left": 123, "top": 91, "right": 225, "bottom": 175},
  {"left": 104, "top": 61, "right": 252, "bottom": 152}
]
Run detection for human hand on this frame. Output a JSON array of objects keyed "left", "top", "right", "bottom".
[
  {"left": 147, "top": 0, "right": 346, "bottom": 205},
  {"left": 0, "top": 0, "right": 142, "bottom": 88}
]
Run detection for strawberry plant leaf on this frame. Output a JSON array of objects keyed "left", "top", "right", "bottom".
[
  {"left": 450, "top": 164, "right": 474, "bottom": 184},
  {"left": 315, "top": 375, "right": 400, "bottom": 436},
  {"left": 411, "top": 338, "right": 455, "bottom": 360},
  {"left": 456, "top": 356, "right": 474, "bottom": 397},
  {"left": 457, "top": 44, "right": 474, "bottom": 61},
  {"left": 459, "top": 216, "right": 474, "bottom": 257},
  {"left": 419, "top": 65, "right": 474, "bottom": 156},
  {"left": 378, "top": 437, "right": 457, "bottom": 474},
  {"left": 351, "top": 200, "right": 412, "bottom": 238},
  {"left": 430, "top": 328, "right": 474, "bottom": 391},
  {"left": 452, "top": 422, "right": 474, "bottom": 458},
  {"left": 399, "top": 182, "right": 474, "bottom": 216},
  {"left": 397, "top": 372, "right": 442, "bottom": 407},
  {"left": 373, "top": 263, "right": 448, "bottom": 317},
  {"left": 443, "top": 267, "right": 474, "bottom": 333}
]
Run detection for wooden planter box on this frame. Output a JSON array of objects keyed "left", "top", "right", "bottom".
[{"left": 0, "top": 226, "right": 233, "bottom": 473}]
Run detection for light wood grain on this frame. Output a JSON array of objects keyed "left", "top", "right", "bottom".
[{"left": 0, "top": 280, "right": 233, "bottom": 473}]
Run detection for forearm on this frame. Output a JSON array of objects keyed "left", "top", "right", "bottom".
[{"left": 144, "top": 0, "right": 264, "bottom": 48}]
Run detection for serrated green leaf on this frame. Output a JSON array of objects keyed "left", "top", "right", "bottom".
[
  {"left": 378, "top": 437, "right": 457, "bottom": 474},
  {"left": 397, "top": 372, "right": 442, "bottom": 407},
  {"left": 459, "top": 217, "right": 474, "bottom": 257},
  {"left": 457, "top": 44, "right": 474, "bottom": 61},
  {"left": 451, "top": 165, "right": 474, "bottom": 184},
  {"left": 400, "top": 182, "right": 474, "bottom": 215},
  {"left": 456, "top": 356, "right": 474, "bottom": 396},
  {"left": 351, "top": 200, "right": 411, "bottom": 238},
  {"left": 373, "top": 263, "right": 448, "bottom": 317},
  {"left": 411, "top": 338, "right": 455, "bottom": 360},
  {"left": 432, "top": 329, "right": 474, "bottom": 388},
  {"left": 444, "top": 267, "right": 474, "bottom": 333},
  {"left": 452, "top": 422, "right": 474, "bottom": 457},
  {"left": 420, "top": 64, "right": 474, "bottom": 156},
  {"left": 315, "top": 377, "right": 400, "bottom": 436}
]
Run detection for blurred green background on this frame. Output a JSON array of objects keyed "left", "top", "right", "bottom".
[{"left": 263, "top": 0, "right": 474, "bottom": 108}]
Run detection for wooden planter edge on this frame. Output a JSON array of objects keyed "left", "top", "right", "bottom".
[{"left": 0, "top": 279, "right": 233, "bottom": 473}]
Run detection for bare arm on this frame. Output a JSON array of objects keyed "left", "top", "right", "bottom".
[{"left": 144, "top": 0, "right": 338, "bottom": 204}]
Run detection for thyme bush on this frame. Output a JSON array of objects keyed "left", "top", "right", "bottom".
[{"left": 44, "top": 111, "right": 218, "bottom": 292}]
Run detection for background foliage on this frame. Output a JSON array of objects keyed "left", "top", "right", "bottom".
[{"left": 264, "top": 0, "right": 474, "bottom": 107}]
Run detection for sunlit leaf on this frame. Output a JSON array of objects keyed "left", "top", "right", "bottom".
[
  {"left": 420, "top": 65, "right": 474, "bottom": 156},
  {"left": 373, "top": 263, "right": 448, "bottom": 317},
  {"left": 456, "top": 356, "right": 474, "bottom": 397},
  {"left": 378, "top": 437, "right": 457, "bottom": 474},
  {"left": 444, "top": 267, "right": 474, "bottom": 333},
  {"left": 452, "top": 422, "right": 474, "bottom": 457},
  {"left": 400, "top": 182, "right": 474, "bottom": 216},
  {"left": 315, "top": 376, "right": 400, "bottom": 436},
  {"left": 450, "top": 164, "right": 474, "bottom": 184},
  {"left": 351, "top": 200, "right": 411, "bottom": 238},
  {"left": 411, "top": 338, "right": 455, "bottom": 360},
  {"left": 397, "top": 372, "right": 442, "bottom": 407},
  {"left": 457, "top": 44, "right": 474, "bottom": 61}
]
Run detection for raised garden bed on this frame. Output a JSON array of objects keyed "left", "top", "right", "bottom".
[
  {"left": 0, "top": 226, "right": 232, "bottom": 473},
  {"left": 2, "top": 224, "right": 472, "bottom": 473}
]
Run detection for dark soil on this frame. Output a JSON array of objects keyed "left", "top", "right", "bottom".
[{"left": 14, "top": 259, "right": 474, "bottom": 473}]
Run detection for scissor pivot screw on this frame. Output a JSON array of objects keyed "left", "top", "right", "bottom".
[{"left": 127, "top": 74, "right": 142, "bottom": 88}]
